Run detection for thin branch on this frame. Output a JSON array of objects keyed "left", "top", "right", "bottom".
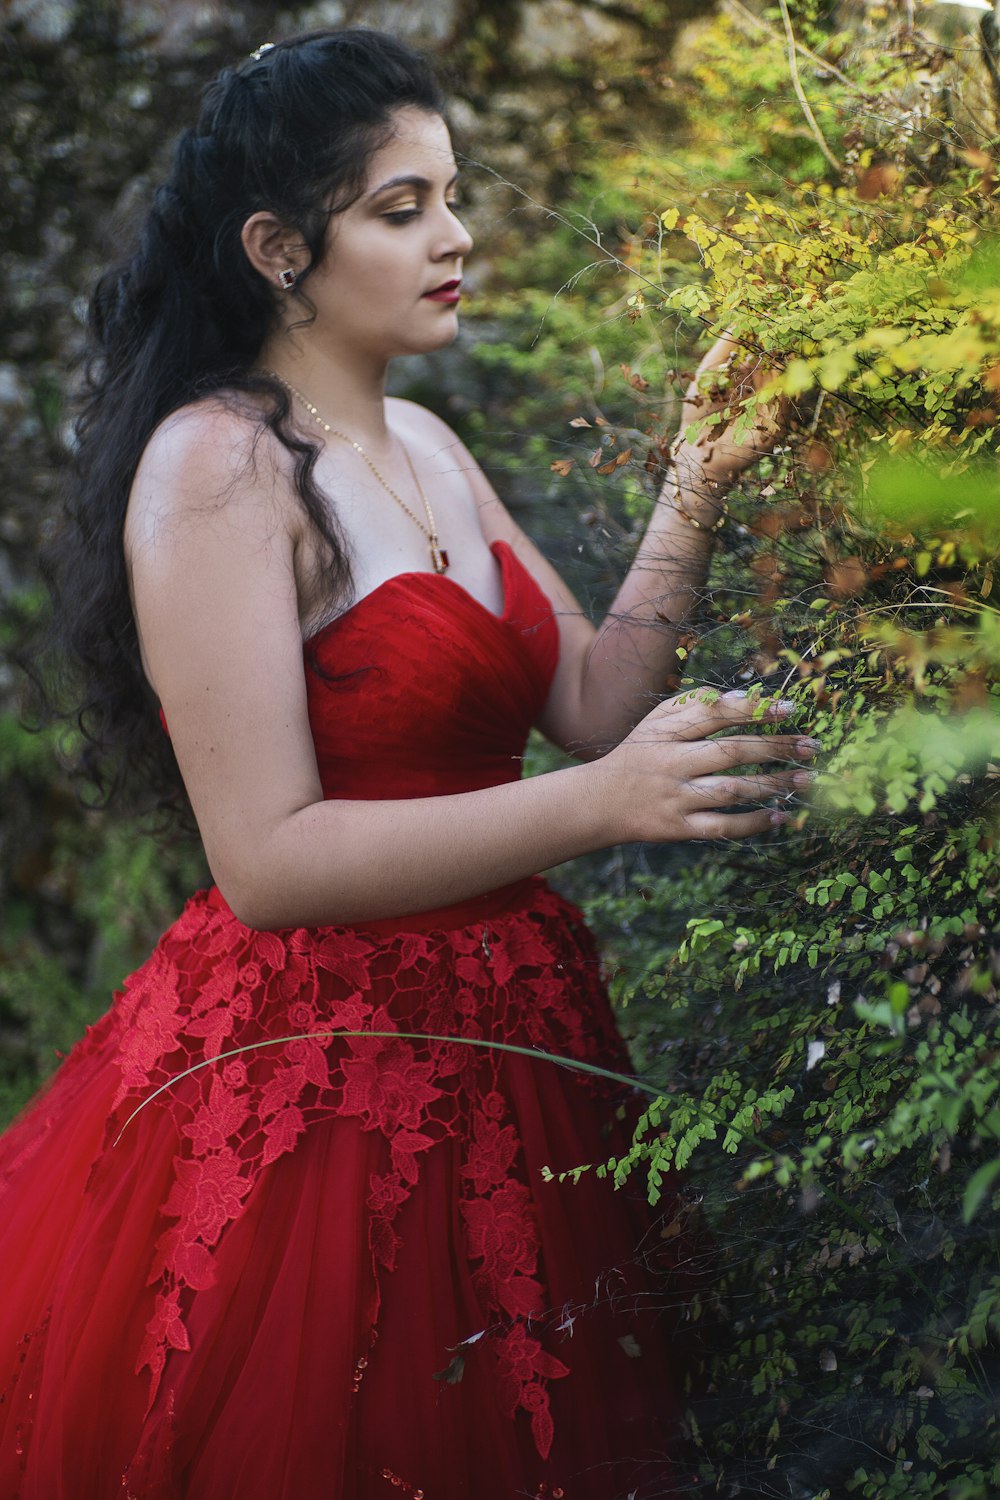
[
  {"left": 777, "top": 0, "right": 844, "bottom": 177},
  {"left": 724, "top": 0, "right": 867, "bottom": 97},
  {"left": 981, "top": 13, "right": 1000, "bottom": 132}
]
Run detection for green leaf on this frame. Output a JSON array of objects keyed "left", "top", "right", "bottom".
[{"left": 962, "top": 1159, "right": 1000, "bottom": 1224}]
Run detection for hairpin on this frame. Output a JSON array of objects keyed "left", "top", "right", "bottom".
[{"left": 249, "top": 42, "right": 275, "bottom": 61}]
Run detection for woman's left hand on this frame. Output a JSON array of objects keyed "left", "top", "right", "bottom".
[{"left": 674, "top": 332, "right": 790, "bottom": 488}]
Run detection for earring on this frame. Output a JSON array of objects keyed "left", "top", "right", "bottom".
[{"left": 277, "top": 268, "right": 297, "bottom": 291}]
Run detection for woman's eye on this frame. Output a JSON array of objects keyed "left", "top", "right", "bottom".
[{"left": 383, "top": 208, "right": 420, "bottom": 224}]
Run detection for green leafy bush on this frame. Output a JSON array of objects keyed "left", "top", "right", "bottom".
[
  {"left": 0, "top": 682, "right": 207, "bottom": 1123},
  {"left": 476, "top": 3, "right": 1000, "bottom": 1492}
]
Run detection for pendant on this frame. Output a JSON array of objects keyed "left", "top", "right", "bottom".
[{"left": 430, "top": 541, "right": 450, "bottom": 575}]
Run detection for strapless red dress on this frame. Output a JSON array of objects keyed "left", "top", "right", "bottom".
[{"left": 0, "top": 542, "right": 685, "bottom": 1499}]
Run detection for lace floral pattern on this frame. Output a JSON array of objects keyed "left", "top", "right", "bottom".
[{"left": 103, "top": 882, "right": 624, "bottom": 1456}]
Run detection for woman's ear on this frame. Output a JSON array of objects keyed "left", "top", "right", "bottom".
[{"left": 241, "top": 211, "right": 307, "bottom": 292}]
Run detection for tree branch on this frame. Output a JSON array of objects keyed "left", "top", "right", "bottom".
[
  {"left": 723, "top": 0, "right": 866, "bottom": 97},
  {"left": 777, "top": 0, "right": 844, "bottom": 178},
  {"left": 981, "top": 12, "right": 1000, "bottom": 134}
]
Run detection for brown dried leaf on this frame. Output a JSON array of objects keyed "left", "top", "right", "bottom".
[
  {"left": 620, "top": 363, "right": 651, "bottom": 392},
  {"left": 752, "top": 510, "right": 786, "bottom": 540},
  {"left": 856, "top": 163, "right": 900, "bottom": 201},
  {"left": 803, "top": 441, "right": 833, "bottom": 474},
  {"left": 550, "top": 458, "right": 575, "bottom": 476},
  {"left": 953, "top": 671, "right": 990, "bottom": 711},
  {"left": 964, "top": 147, "right": 994, "bottom": 171},
  {"left": 963, "top": 147, "right": 997, "bottom": 197},
  {"left": 827, "top": 557, "right": 868, "bottom": 598}
]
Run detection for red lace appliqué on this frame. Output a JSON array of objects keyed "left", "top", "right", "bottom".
[{"left": 103, "top": 884, "right": 623, "bottom": 1458}]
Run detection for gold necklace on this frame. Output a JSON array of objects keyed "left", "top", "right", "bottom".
[{"left": 267, "top": 371, "right": 449, "bottom": 575}]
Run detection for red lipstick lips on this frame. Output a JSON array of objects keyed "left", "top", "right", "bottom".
[{"left": 423, "top": 279, "right": 461, "bottom": 304}]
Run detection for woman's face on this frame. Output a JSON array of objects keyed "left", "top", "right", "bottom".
[{"left": 303, "top": 107, "right": 473, "bottom": 365}]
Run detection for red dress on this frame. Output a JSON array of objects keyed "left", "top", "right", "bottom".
[{"left": 0, "top": 542, "right": 683, "bottom": 1499}]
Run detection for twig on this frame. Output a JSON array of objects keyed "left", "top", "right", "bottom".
[
  {"left": 777, "top": 0, "right": 844, "bottom": 177},
  {"left": 981, "top": 13, "right": 1000, "bottom": 133},
  {"left": 724, "top": 0, "right": 866, "bottom": 97}
]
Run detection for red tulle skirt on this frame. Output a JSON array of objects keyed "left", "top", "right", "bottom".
[{"left": 0, "top": 879, "right": 690, "bottom": 1499}]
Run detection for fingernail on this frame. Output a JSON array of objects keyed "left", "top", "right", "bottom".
[
  {"left": 796, "top": 738, "right": 821, "bottom": 757},
  {"left": 767, "top": 699, "right": 797, "bottom": 717},
  {"left": 770, "top": 810, "right": 790, "bottom": 826},
  {"left": 723, "top": 689, "right": 749, "bottom": 700},
  {"left": 793, "top": 769, "right": 817, "bottom": 786}
]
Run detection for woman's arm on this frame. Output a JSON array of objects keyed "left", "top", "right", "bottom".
[
  {"left": 126, "top": 403, "right": 813, "bottom": 931},
  {"left": 467, "top": 337, "right": 787, "bottom": 755}
]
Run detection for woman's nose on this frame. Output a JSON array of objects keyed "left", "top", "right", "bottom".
[{"left": 440, "top": 206, "right": 473, "bottom": 260}]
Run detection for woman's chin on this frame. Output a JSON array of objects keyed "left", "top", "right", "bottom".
[{"left": 394, "top": 320, "right": 462, "bottom": 359}]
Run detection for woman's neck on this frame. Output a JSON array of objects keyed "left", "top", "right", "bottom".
[{"left": 257, "top": 338, "right": 391, "bottom": 450}]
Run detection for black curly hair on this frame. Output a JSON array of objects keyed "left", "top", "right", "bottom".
[{"left": 41, "top": 28, "right": 446, "bottom": 824}]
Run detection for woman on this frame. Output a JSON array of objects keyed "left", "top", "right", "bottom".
[{"left": 0, "top": 28, "right": 813, "bottom": 1500}]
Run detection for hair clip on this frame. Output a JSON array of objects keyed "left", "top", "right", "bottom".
[{"left": 249, "top": 42, "right": 275, "bottom": 61}]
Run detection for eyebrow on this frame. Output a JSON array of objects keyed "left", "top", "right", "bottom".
[{"left": 367, "top": 170, "right": 460, "bottom": 199}]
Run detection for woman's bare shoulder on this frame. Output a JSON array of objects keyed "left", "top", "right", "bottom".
[
  {"left": 128, "top": 393, "right": 297, "bottom": 546},
  {"left": 388, "top": 396, "right": 472, "bottom": 458}
]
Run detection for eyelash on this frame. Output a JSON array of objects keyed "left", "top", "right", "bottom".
[{"left": 383, "top": 201, "right": 463, "bottom": 226}]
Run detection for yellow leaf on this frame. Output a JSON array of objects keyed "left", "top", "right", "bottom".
[
  {"left": 782, "top": 359, "right": 816, "bottom": 397},
  {"left": 660, "top": 207, "right": 680, "bottom": 231}
]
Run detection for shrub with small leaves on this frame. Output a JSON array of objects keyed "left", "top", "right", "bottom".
[{"left": 511, "top": 3, "right": 1000, "bottom": 1493}]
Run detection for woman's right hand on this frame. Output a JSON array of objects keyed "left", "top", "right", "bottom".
[
  {"left": 675, "top": 333, "right": 790, "bottom": 492},
  {"left": 595, "top": 688, "right": 818, "bottom": 844}
]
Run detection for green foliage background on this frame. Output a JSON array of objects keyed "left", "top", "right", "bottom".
[
  {"left": 465, "top": 3, "right": 1000, "bottom": 1493},
  {"left": 3, "top": 2, "right": 1000, "bottom": 1495}
]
